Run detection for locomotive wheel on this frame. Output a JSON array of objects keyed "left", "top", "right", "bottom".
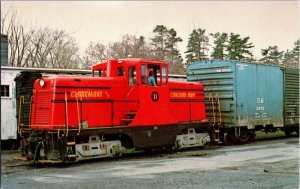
[
  {"left": 222, "top": 132, "right": 232, "bottom": 145},
  {"left": 174, "top": 139, "right": 180, "bottom": 150},
  {"left": 247, "top": 131, "right": 256, "bottom": 143},
  {"left": 284, "top": 130, "right": 292, "bottom": 137},
  {"left": 34, "top": 142, "right": 43, "bottom": 162}
]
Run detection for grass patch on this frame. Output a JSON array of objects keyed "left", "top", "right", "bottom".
[{"left": 255, "top": 130, "right": 286, "bottom": 139}]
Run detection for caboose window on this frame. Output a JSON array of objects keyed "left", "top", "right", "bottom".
[
  {"left": 1, "top": 85, "right": 10, "bottom": 97},
  {"left": 128, "top": 66, "right": 136, "bottom": 86},
  {"left": 117, "top": 66, "right": 124, "bottom": 76}
]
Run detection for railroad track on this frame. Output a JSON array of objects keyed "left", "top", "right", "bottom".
[{"left": 4, "top": 134, "right": 296, "bottom": 169}]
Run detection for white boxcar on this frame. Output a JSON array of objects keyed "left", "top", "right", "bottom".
[{"left": 1, "top": 67, "right": 19, "bottom": 140}]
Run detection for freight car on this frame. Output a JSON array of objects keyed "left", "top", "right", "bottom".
[
  {"left": 187, "top": 60, "right": 299, "bottom": 144},
  {"left": 18, "top": 59, "right": 212, "bottom": 163}
]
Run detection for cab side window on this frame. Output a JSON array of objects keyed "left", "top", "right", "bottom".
[
  {"left": 94, "top": 69, "right": 102, "bottom": 77},
  {"left": 117, "top": 66, "right": 124, "bottom": 76},
  {"left": 147, "top": 64, "right": 161, "bottom": 86},
  {"left": 141, "top": 64, "right": 147, "bottom": 85},
  {"left": 128, "top": 66, "right": 136, "bottom": 86},
  {"left": 162, "top": 66, "right": 167, "bottom": 85},
  {"left": 156, "top": 69, "right": 161, "bottom": 86}
]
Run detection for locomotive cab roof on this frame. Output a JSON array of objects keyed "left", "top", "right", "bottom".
[{"left": 92, "top": 58, "right": 169, "bottom": 86}]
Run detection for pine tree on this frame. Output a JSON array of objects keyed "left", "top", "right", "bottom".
[
  {"left": 292, "top": 39, "right": 300, "bottom": 61},
  {"left": 151, "top": 25, "right": 184, "bottom": 74},
  {"left": 226, "top": 33, "right": 254, "bottom": 61},
  {"left": 282, "top": 39, "right": 300, "bottom": 68},
  {"left": 260, "top": 46, "right": 284, "bottom": 65},
  {"left": 210, "top": 32, "right": 228, "bottom": 60},
  {"left": 151, "top": 25, "right": 169, "bottom": 60},
  {"left": 165, "top": 28, "right": 183, "bottom": 65},
  {"left": 185, "top": 28, "right": 209, "bottom": 65}
]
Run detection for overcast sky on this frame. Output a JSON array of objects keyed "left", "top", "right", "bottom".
[{"left": 2, "top": 1, "right": 299, "bottom": 59}]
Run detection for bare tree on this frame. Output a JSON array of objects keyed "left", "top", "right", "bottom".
[
  {"left": 1, "top": 9, "right": 33, "bottom": 67},
  {"left": 81, "top": 41, "right": 108, "bottom": 69},
  {"left": 24, "top": 27, "right": 82, "bottom": 69},
  {"left": 131, "top": 36, "right": 153, "bottom": 59},
  {"left": 49, "top": 35, "right": 80, "bottom": 69},
  {"left": 82, "top": 34, "right": 154, "bottom": 69},
  {"left": 1, "top": 7, "right": 82, "bottom": 69},
  {"left": 27, "top": 28, "right": 64, "bottom": 67},
  {"left": 0, "top": 4, "right": 10, "bottom": 34},
  {"left": 109, "top": 34, "right": 154, "bottom": 59},
  {"left": 109, "top": 34, "right": 135, "bottom": 59}
]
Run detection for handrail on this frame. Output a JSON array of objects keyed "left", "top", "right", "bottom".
[
  {"left": 58, "top": 129, "right": 61, "bottom": 139},
  {"left": 18, "top": 96, "right": 25, "bottom": 137},
  {"left": 124, "top": 85, "right": 136, "bottom": 102},
  {"left": 215, "top": 94, "right": 222, "bottom": 126},
  {"left": 29, "top": 96, "right": 33, "bottom": 127},
  {"left": 65, "top": 92, "right": 69, "bottom": 137},
  {"left": 208, "top": 94, "right": 216, "bottom": 127},
  {"left": 123, "top": 85, "right": 136, "bottom": 112},
  {"left": 76, "top": 95, "right": 81, "bottom": 136}
]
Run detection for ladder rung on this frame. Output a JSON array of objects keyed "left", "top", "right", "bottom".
[
  {"left": 67, "top": 142, "right": 76, "bottom": 146},
  {"left": 67, "top": 154, "right": 77, "bottom": 158},
  {"left": 121, "top": 119, "right": 133, "bottom": 121},
  {"left": 124, "top": 112, "right": 136, "bottom": 115}
]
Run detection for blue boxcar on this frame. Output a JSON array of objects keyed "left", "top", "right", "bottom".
[{"left": 187, "top": 60, "right": 299, "bottom": 143}]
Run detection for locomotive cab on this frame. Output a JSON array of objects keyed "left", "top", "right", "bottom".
[{"left": 91, "top": 59, "right": 176, "bottom": 126}]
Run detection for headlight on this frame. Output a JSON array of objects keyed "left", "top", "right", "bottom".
[{"left": 39, "top": 78, "right": 45, "bottom": 87}]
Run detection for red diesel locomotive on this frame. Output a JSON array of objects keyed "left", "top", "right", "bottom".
[{"left": 19, "top": 59, "right": 212, "bottom": 163}]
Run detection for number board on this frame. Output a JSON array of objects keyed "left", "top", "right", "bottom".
[{"left": 151, "top": 91, "right": 159, "bottom": 102}]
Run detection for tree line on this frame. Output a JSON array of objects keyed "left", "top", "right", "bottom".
[
  {"left": 186, "top": 29, "right": 299, "bottom": 69},
  {"left": 1, "top": 10, "right": 299, "bottom": 74}
]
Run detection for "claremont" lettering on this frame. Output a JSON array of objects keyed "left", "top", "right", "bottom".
[{"left": 71, "top": 91, "right": 103, "bottom": 98}]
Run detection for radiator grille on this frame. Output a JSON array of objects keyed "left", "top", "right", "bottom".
[{"left": 34, "top": 91, "right": 52, "bottom": 124}]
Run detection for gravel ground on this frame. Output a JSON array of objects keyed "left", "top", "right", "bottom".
[{"left": 1, "top": 137, "right": 299, "bottom": 189}]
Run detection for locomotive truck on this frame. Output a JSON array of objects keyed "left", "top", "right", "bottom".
[{"left": 18, "top": 59, "right": 213, "bottom": 163}]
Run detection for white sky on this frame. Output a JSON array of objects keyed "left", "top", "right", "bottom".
[{"left": 2, "top": 1, "right": 300, "bottom": 60}]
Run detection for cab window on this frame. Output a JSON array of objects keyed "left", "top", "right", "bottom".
[
  {"left": 141, "top": 64, "right": 147, "bottom": 85},
  {"left": 128, "top": 66, "right": 136, "bottom": 86},
  {"left": 94, "top": 69, "right": 103, "bottom": 77},
  {"left": 156, "top": 69, "right": 161, "bottom": 85},
  {"left": 162, "top": 66, "right": 167, "bottom": 85},
  {"left": 147, "top": 64, "right": 161, "bottom": 86},
  {"left": 117, "top": 66, "right": 124, "bottom": 76}
]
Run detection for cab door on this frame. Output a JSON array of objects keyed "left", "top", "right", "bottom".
[
  {"left": 123, "top": 66, "right": 139, "bottom": 123},
  {"left": 133, "top": 64, "right": 176, "bottom": 149},
  {"left": 138, "top": 64, "right": 175, "bottom": 126}
]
